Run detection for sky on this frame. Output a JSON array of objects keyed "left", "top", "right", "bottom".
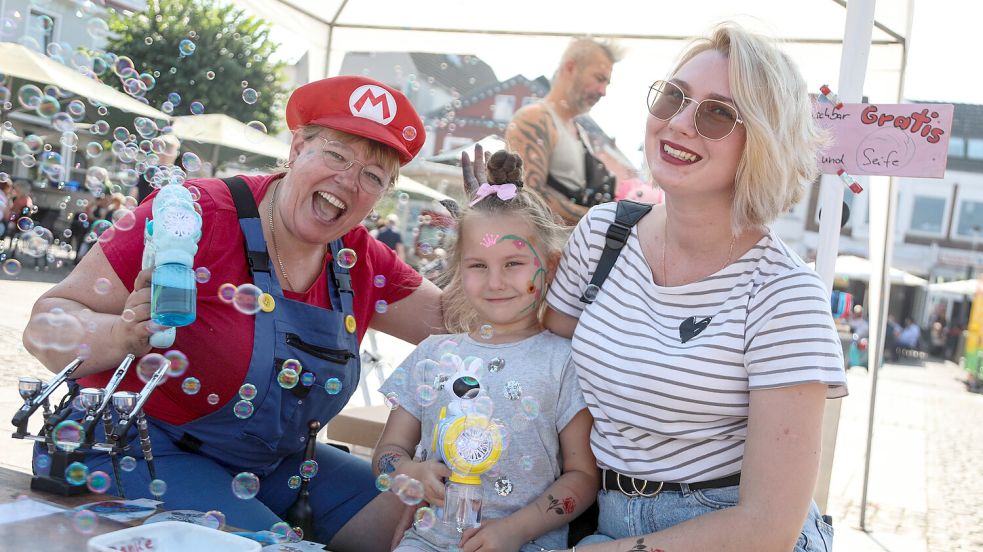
[{"left": 261, "top": 0, "right": 978, "bottom": 169}]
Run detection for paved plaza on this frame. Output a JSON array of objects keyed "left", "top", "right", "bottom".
[{"left": 1, "top": 276, "right": 981, "bottom": 551}]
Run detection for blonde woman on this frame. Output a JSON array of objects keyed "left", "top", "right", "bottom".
[{"left": 545, "top": 23, "right": 846, "bottom": 551}]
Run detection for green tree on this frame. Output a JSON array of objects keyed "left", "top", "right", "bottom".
[{"left": 104, "top": 0, "right": 287, "bottom": 132}]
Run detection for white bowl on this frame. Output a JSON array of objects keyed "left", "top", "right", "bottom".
[{"left": 87, "top": 520, "right": 261, "bottom": 551}]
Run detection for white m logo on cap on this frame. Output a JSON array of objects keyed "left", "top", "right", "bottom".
[{"left": 349, "top": 85, "right": 397, "bottom": 125}]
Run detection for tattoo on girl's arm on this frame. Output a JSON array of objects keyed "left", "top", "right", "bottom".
[
  {"left": 377, "top": 451, "right": 402, "bottom": 474},
  {"left": 544, "top": 494, "right": 577, "bottom": 515},
  {"left": 625, "top": 538, "right": 665, "bottom": 552}
]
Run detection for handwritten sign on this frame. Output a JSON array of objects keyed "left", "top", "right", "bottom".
[{"left": 813, "top": 102, "right": 954, "bottom": 178}]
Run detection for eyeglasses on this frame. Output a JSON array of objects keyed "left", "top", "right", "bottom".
[
  {"left": 318, "top": 138, "right": 391, "bottom": 195},
  {"left": 646, "top": 80, "right": 744, "bottom": 141}
]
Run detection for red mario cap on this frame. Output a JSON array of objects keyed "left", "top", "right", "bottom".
[{"left": 286, "top": 76, "right": 425, "bottom": 165}]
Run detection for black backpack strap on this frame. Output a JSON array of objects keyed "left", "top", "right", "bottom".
[{"left": 579, "top": 200, "right": 652, "bottom": 304}]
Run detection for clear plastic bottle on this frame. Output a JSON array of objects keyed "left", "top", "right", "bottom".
[
  {"left": 151, "top": 263, "right": 196, "bottom": 327},
  {"left": 440, "top": 474, "right": 483, "bottom": 534}
]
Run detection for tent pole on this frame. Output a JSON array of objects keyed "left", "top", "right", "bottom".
[
  {"left": 813, "top": 0, "right": 877, "bottom": 519},
  {"left": 322, "top": 0, "right": 350, "bottom": 79},
  {"left": 859, "top": 0, "right": 914, "bottom": 531}
]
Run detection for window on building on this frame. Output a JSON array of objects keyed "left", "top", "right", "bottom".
[
  {"left": 949, "top": 136, "right": 966, "bottom": 158},
  {"left": 27, "top": 11, "right": 55, "bottom": 52},
  {"left": 492, "top": 94, "right": 516, "bottom": 122},
  {"left": 909, "top": 196, "right": 946, "bottom": 233},
  {"left": 955, "top": 200, "right": 983, "bottom": 239},
  {"left": 968, "top": 138, "right": 983, "bottom": 160}
]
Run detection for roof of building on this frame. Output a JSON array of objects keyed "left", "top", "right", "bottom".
[{"left": 407, "top": 53, "right": 498, "bottom": 97}]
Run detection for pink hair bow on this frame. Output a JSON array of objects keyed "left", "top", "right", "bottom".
[{"left": 468, "top": 183, "right": 518, "bottom": 207}]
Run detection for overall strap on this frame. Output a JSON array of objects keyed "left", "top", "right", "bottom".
[
  {"left": 223, "top": 176, "right": 271, "bottom": 274},
  {"left": 327, "top": 239, "right": 354, "bottom": 313},
  {"left": 580, "top": 200, "right": 653, "bottom": 304}
]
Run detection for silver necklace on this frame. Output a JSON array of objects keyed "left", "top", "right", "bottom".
[
  {"left": 268, "top": 180, "right": 293, "bottom": 291},
  {"left": 662, "top": 212, "right": 736, "bottom": 287}
]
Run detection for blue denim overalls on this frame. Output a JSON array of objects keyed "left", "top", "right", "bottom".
[{"left": 35, "top": 177, "right": 379, "bottom": 542}]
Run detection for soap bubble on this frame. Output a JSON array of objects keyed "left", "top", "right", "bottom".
[
  {"left": 136, "top": 353, "right": 168, "bottom": 385},
  {"left": 277, "top": 368, "right": 299, "bottom": 389},
  {"left": 282, "top": 358, "right": 302, "bottom": 372},
  {"left": 416, "top": 384, "right": 437, "bottom": 407},
  {"left": 478, "top": 324, "right": 494, "bottom": 339},
  {"left": 181, "top": 377, "right": 201, "bottom": 395},
  {"left": 394, "top": 477, "right": 424, "bottom": 506},
  {"left": 233, "top": 400, "right": 254, "bottom": 419},
  {"left": 218, "top": 283, "right": 236, "bottom": 303},
  {"left": 2, "top": 258, "right": 21, "bottom": 276},
  {"left": 34, "top": 454, "right": 50, "bottom": 471},
  {"left": 238, "top": 383, "right": 257, "bottom": 400},
  {"left": 194, "top": 267, "right": 211, "bottom": 283},
  {"left": 203, "top": 510, "right": 226, "bottom": 530},
  {"left": 374, "top": 300, "right": 388, "bottom": 314},
  {"left": 25, "top": 310, "right": 84, "bottom": 352},
  {"left": 287, "top": 476, "right": 301, "bottom": 490},
  {"left": 397, "top": 192, "right": 409, "bottom": 204},
  {"left": 207, "top": 393, "right": 220, "bottom": 405},
  {"left": 120, "top": 456, "right": 137, "bottom": 472},
  {"left": 86, "top": 471, "right": 111, "bottom": 493},
  {"left": 383, "top": 392, "right": 400, "bottom": 410},
  {"left": 324, "top": 378, "right": 342, "bottom": 395},
  {"left": 520, "top": 396, "right": 540, "bottom": 420},
  {"left": 164, "top": 350, "right": 189, "bottom": 377},
  {"left": 149, "top": 479, "right": 167, "bottom": 497},
  {"left": 414, "top": 506, "right": 436, "bottom": 530},
  {"left": 271, "top": 521, "right": 301, "bottom": 543},
  {"left": 373, "top": 275, "right": 386, "bottom": 288},
  {"left": 375, "top": 473, "right": 391, "bottom": 492},
  {"left": 189, "top": 101, "right": 204, "bottom": 115},
  {"left": 73, "top": 509, "right": 98, "bottom": 534},
  {"left": 167, "top": 92, "right": 181, "bottom": 106},
  {"left": 52, "top": 420, "right": 85, "bottom": 452},
  {"left": 86, "top": 17, "right": 108, "bottom": 39},
  {"left": 112, "top": 209, "right": 136, "bottom": 231},
  {"left": 85, "top": 142, "right": 103, "bottom": 158},
  {"left": 232, "top": 283, "right": 262, "bottom": 314},
  {"left": 336, "top": 248, "right": 357, "bottom": 269},
  {"left": 17, "top": 84, "right": 42, "bottom": 109},
  {"left": 402, "top": 126, "right": 418, "bottom": 141},
  {"left": 178, "top": 39, "right": 196, "bottom": 56},
  {"left": 299, "top": 460, "right": 318, "bottom": 478},
  {"left": 65, "top": 462, "right": 88, "bottom": 485},
  {"left": 301, "top": 372, "right": 316, "bottom": 387},
  {"left": 232, "top": 472, "right": 260, "bottom": 499},
  {"left": 182, "top": 152, "right": 202, "bottom": 172},
  {"left": 93, "top": 278, "right": 112, "bottom": 294},
  {"left": 241, "top": 88, "right": 258, "bottom": 104}
]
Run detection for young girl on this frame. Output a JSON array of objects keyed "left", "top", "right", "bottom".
[{"left": 374, "top": 150, "right": 598, "bottom": 552}]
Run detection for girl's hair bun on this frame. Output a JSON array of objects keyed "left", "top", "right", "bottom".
[{"left": 486, "top": 150, "right": 524, "bottom": 187}]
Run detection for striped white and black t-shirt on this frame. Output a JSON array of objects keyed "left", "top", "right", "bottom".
[{"left": 546, "top": 204, "right": 847, "bottom": 483}]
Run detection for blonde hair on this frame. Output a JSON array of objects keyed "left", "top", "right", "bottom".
[
  {"left": 440, "top": 151, "right": 569, "bottom": 333},
  {"left": 294, "top": 125, "right": 401, "bottom": 187},
  {"left": 671, "top": 23, "right": 828, "bottom": 235}
]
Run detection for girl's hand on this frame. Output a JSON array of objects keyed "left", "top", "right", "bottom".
[
  {"left": 399, "top": 459, "right": 452, "bottom": 507},
  {"left": 459, "top": 518, "right": 527, "bottom": 552},
  {"left": 108, "top": 267, "right": 155, "bottom": 357},
  {"left": 461, "top": 143, "right": 491, "bottom": 196}
]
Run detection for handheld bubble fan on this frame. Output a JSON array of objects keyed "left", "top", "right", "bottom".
[{"left": 431, "top": 405, "right": 503, "bottom": 484}]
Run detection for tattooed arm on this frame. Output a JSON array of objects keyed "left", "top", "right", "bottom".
[
  {"left": 373, "top": 406, "right": 451, "bottom": 506},
  {"left": 458, "top": 409, "right": 599, "bottom": 552},
  {"left": 507, "top": 104, "right": 588, "bottom": 224}
]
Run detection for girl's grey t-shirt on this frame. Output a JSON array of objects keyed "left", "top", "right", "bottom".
[{"left": 380, "top": 330, "right": 586, "bottom": 550}]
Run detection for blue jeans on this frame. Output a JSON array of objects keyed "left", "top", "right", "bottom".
[{"left": 578, "top": 486, "right": 834, "bottom": 551}]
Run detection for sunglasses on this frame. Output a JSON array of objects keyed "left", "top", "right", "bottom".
[{"left": 646, "top": 80, "right": 744, "bottom": 141}]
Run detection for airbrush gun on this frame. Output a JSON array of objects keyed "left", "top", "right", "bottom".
[
  {"left": 143, "top": 184, "right": 202, "bottom": 349},
  {"left": 110, "top": 356, "right": 171, "bottom": 488},
  {"left": 12, "top": 357, "right": 83, "bottom": 438}
]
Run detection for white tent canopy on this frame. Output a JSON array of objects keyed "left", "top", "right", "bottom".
[
  {"left": 928, "top": 278, "right": 982, "bottom": 297},
  {"left": 809, "top": 255, "right": 928, "bottom": 287},
  {"left": 170, "top": 114, "right": 289, "bottom": 161},
  {"left": 0, "top": 42, "right": 168, "bottom": 121}
]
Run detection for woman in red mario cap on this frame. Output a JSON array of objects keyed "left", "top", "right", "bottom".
[{"left": 24, "top": 76, "right": 442, "bottom": 550}]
